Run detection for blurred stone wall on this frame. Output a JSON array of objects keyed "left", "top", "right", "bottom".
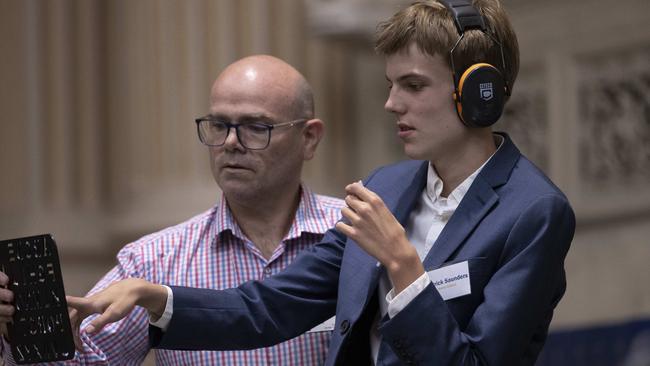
[{"left": 0, "top": 0, "right": 649, "bottom": 363}]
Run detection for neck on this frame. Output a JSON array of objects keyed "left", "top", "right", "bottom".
[
  {"left": 432, "top": 132, "right": 497, "bottom": 197},
  {"left": 226, "top": 182, "right": 302, "bottom": 260}
]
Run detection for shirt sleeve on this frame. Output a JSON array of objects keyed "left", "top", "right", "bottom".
[
  {"left": 385, "top": 272, "right": 431, "bottom": 318},
  {"left": 149, "top": 285, "right": 173, "bottom": 330}
]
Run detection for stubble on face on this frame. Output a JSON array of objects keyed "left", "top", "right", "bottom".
[{"left": 207, "top": 56, "right": 309, "bottom": 206}]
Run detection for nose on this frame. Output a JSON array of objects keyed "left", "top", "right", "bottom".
[
  {"left": 384, "top": 88, "right": 404, "bottom": 115},
  {"left": 222, "top": 126, "right": 245, "bottom": 152}
]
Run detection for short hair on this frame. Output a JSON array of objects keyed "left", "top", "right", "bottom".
[
  {"left": 293, "top": 77, "right": 315, "bottom": 119},
  {"left": 375, "top": 0, "right": 520, "bottom": 97}
]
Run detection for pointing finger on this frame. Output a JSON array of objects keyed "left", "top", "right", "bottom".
[
  {"left": 66, "top": 296, "right": 93, "bottom": 312},
  {"left": 85, "top": 304, "right": 120, "bottom": 334}
]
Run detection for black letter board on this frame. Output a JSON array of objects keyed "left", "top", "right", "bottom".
[{"left": 0, "top": 234, "right": 75, "bottom": 363}]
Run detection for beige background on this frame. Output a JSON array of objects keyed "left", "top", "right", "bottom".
[{"left": 1, "top": 0, "right": 649, "bottom": 363}]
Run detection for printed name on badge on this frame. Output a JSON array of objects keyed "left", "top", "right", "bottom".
[{"left": 427, "top": 261, "right": 471, "bottom": 301}]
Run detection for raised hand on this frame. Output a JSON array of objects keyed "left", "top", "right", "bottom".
[{"left": 335, "top": 182, "right": 424, "bottom": 293}]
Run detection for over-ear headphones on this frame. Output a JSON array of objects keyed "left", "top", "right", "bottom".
[{"left": 438, "top": 0, "right": 510, "bottom": 127}]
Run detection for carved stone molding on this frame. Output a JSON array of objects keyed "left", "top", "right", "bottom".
[
  {"left": 305, "top": 0, "right": 577, "bottom": 38},
  {"left": 498, "top": 67, "right": 549, "bottom": 172},
  {"left": 305, "top": 0, "right": 398, "bottom": 38},
  {"left": 577, "top": 47, "right": 650, "bottom": 192}
]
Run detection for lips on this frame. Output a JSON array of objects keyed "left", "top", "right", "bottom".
[
  {"left": 225, "top": 163, "right": 245, "bottom": 168},
  {"left": 222, "top": 162, "right": 251, "bottom": 171},
  {"left": 397, "top": 122, "right": 414, "bottom": 131},
  {"left": 397, "top": 122, "right": 415, "bottom": 138}
]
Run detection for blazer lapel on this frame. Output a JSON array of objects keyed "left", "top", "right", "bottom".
[
  {"left": 423, "top": 132, "right": 521, "bottom": 269},
  {"left": 422, "top": 177, "right": 498, "bottom": 269}
]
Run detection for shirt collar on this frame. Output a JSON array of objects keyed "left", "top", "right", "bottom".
[
  {"left": 211, "top": 185, "right": 330, "bottom": 245},
  {"left": 426, "top": 134, "right": 504, "bottom": 205},
  {"left": 286, "top": 185, "right": 334, "bottom": 238}
]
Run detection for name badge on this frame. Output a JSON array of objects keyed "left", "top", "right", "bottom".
[
  {"left": 427, "top": 261, "right": 471, "bottom": 301},
  {"left": 307, "top": 316, "right": 335, "bottom": 333}
]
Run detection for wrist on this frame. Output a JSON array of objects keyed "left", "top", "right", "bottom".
[
  {"left": 386, "top": 245, "right": 424, "bottom": 294},
  {"left": 133, "top": 280, "right": 167, "bottom": 320}
]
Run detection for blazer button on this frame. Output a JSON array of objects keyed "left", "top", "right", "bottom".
[{"left": 339, "top": 319, "right": 350, "bottom": 335}]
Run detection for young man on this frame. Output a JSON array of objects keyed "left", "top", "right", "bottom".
[
  {"left": 0, "top": 55, "right": 343, "bottom": 365},
  {"left": 63, "top": 1, "right": 575, "bottom": 365}
]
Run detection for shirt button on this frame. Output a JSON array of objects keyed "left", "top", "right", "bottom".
[
  {"left": 264, "top": 267, "right": 272, "bottom": 277},
  {"left": 339, "top": 319, "right": 350, "bottom": 335}
]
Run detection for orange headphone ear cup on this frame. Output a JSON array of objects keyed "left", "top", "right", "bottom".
[{"left": 455, "top": 63, "right": 506, "bottom": 128}]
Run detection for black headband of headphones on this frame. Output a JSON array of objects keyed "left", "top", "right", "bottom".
[
  {"left": 439, "top": 0, "right": 487, "bottom": 33},
  {"left": 437, "top": 0, "right": 510, "bottom": 96}
]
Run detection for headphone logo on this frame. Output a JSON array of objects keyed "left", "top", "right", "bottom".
[{"left": 479, "top": 82, "right": 494, "bottom": 101}]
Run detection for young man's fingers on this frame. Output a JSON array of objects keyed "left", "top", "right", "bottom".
[
  {"left": 344, "top": 195, "right": 364, "bottom": 212},
  {"left": 340, "top": 207, "right": 361, "bottom": 224},
  {"left": 66, "top": 296, "right": 94, "bottom": 313},
  {"left": 335, "top": 221, "right": 355, "bottom": 239},
  {"left": 345, "top": 182, "right": 379, "bottom": 205},
  {"left": 68, "top": 306, "right": 77, "bottom": 319},
  {"left": 72, "top": 328, "right": 84, "bottom": 352},
  {"left": 86, "top": 304, "right": 126, "bottom": 334},
  {"left": 68, "top": 307, "right": 80, "bottom": 328},
  {"left": 67, "top": 307, "right": 85, "bottom": 352}
]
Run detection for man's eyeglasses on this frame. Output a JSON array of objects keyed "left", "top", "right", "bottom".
[{"left": 194, "top": 116, "right": 308, "bottom": 150}]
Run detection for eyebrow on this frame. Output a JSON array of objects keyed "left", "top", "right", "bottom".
[
  {"left": 385, "top": 72, "right": 430, "bottom": 84},
  {"left": 206, "top": 113, "right": 274, "bottom": 124},
  {"left": 395, "top": 72, "right": 429, "bottom": 83}
]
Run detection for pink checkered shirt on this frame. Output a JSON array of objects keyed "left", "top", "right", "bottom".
[{"left": 2, "top": 187, "right": 343, "bottom": 365}]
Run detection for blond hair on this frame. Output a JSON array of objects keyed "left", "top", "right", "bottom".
[{"left": 375, "top": 0, "right": 519, "bottom": 96}]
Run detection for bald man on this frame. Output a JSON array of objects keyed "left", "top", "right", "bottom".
[{"left": 0, "top": 55, "right": 343, "bottom": 365}]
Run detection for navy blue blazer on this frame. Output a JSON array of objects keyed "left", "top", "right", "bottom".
[{"left": 150, "top": 133, "right": 575, "bottom": 365}]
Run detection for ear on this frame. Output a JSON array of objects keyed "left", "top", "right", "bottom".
[{"left": 302, "top": 119, "right": 324, "bottom": 161}]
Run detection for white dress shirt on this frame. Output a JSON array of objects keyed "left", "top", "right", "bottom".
[{"left": 370, "top": 136, "right": 503, "bottom": 363}]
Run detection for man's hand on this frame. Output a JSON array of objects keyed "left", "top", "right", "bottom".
[
  {"left": 66, "top": 278, "right": 167, "bottom": 351},
  {"left": 0, "top": 271, "right": 15, "bottom": 340},
  {"left": 335, "top": 182, "right": 425, "bottom": 294}
]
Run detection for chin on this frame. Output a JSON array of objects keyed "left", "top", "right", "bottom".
[
  {"left": 403, "top": 146, "right": 430, "bottom": 161},
  {"left": 221, "top": 186, "right": 261, "bottom": 204},
  {"left": 218, "top": 179, "right": 252, "bottom": 195}
]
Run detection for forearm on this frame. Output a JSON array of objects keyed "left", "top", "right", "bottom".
[{"left": 151, "top": 231, "right": 344, "bottom": 351}]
